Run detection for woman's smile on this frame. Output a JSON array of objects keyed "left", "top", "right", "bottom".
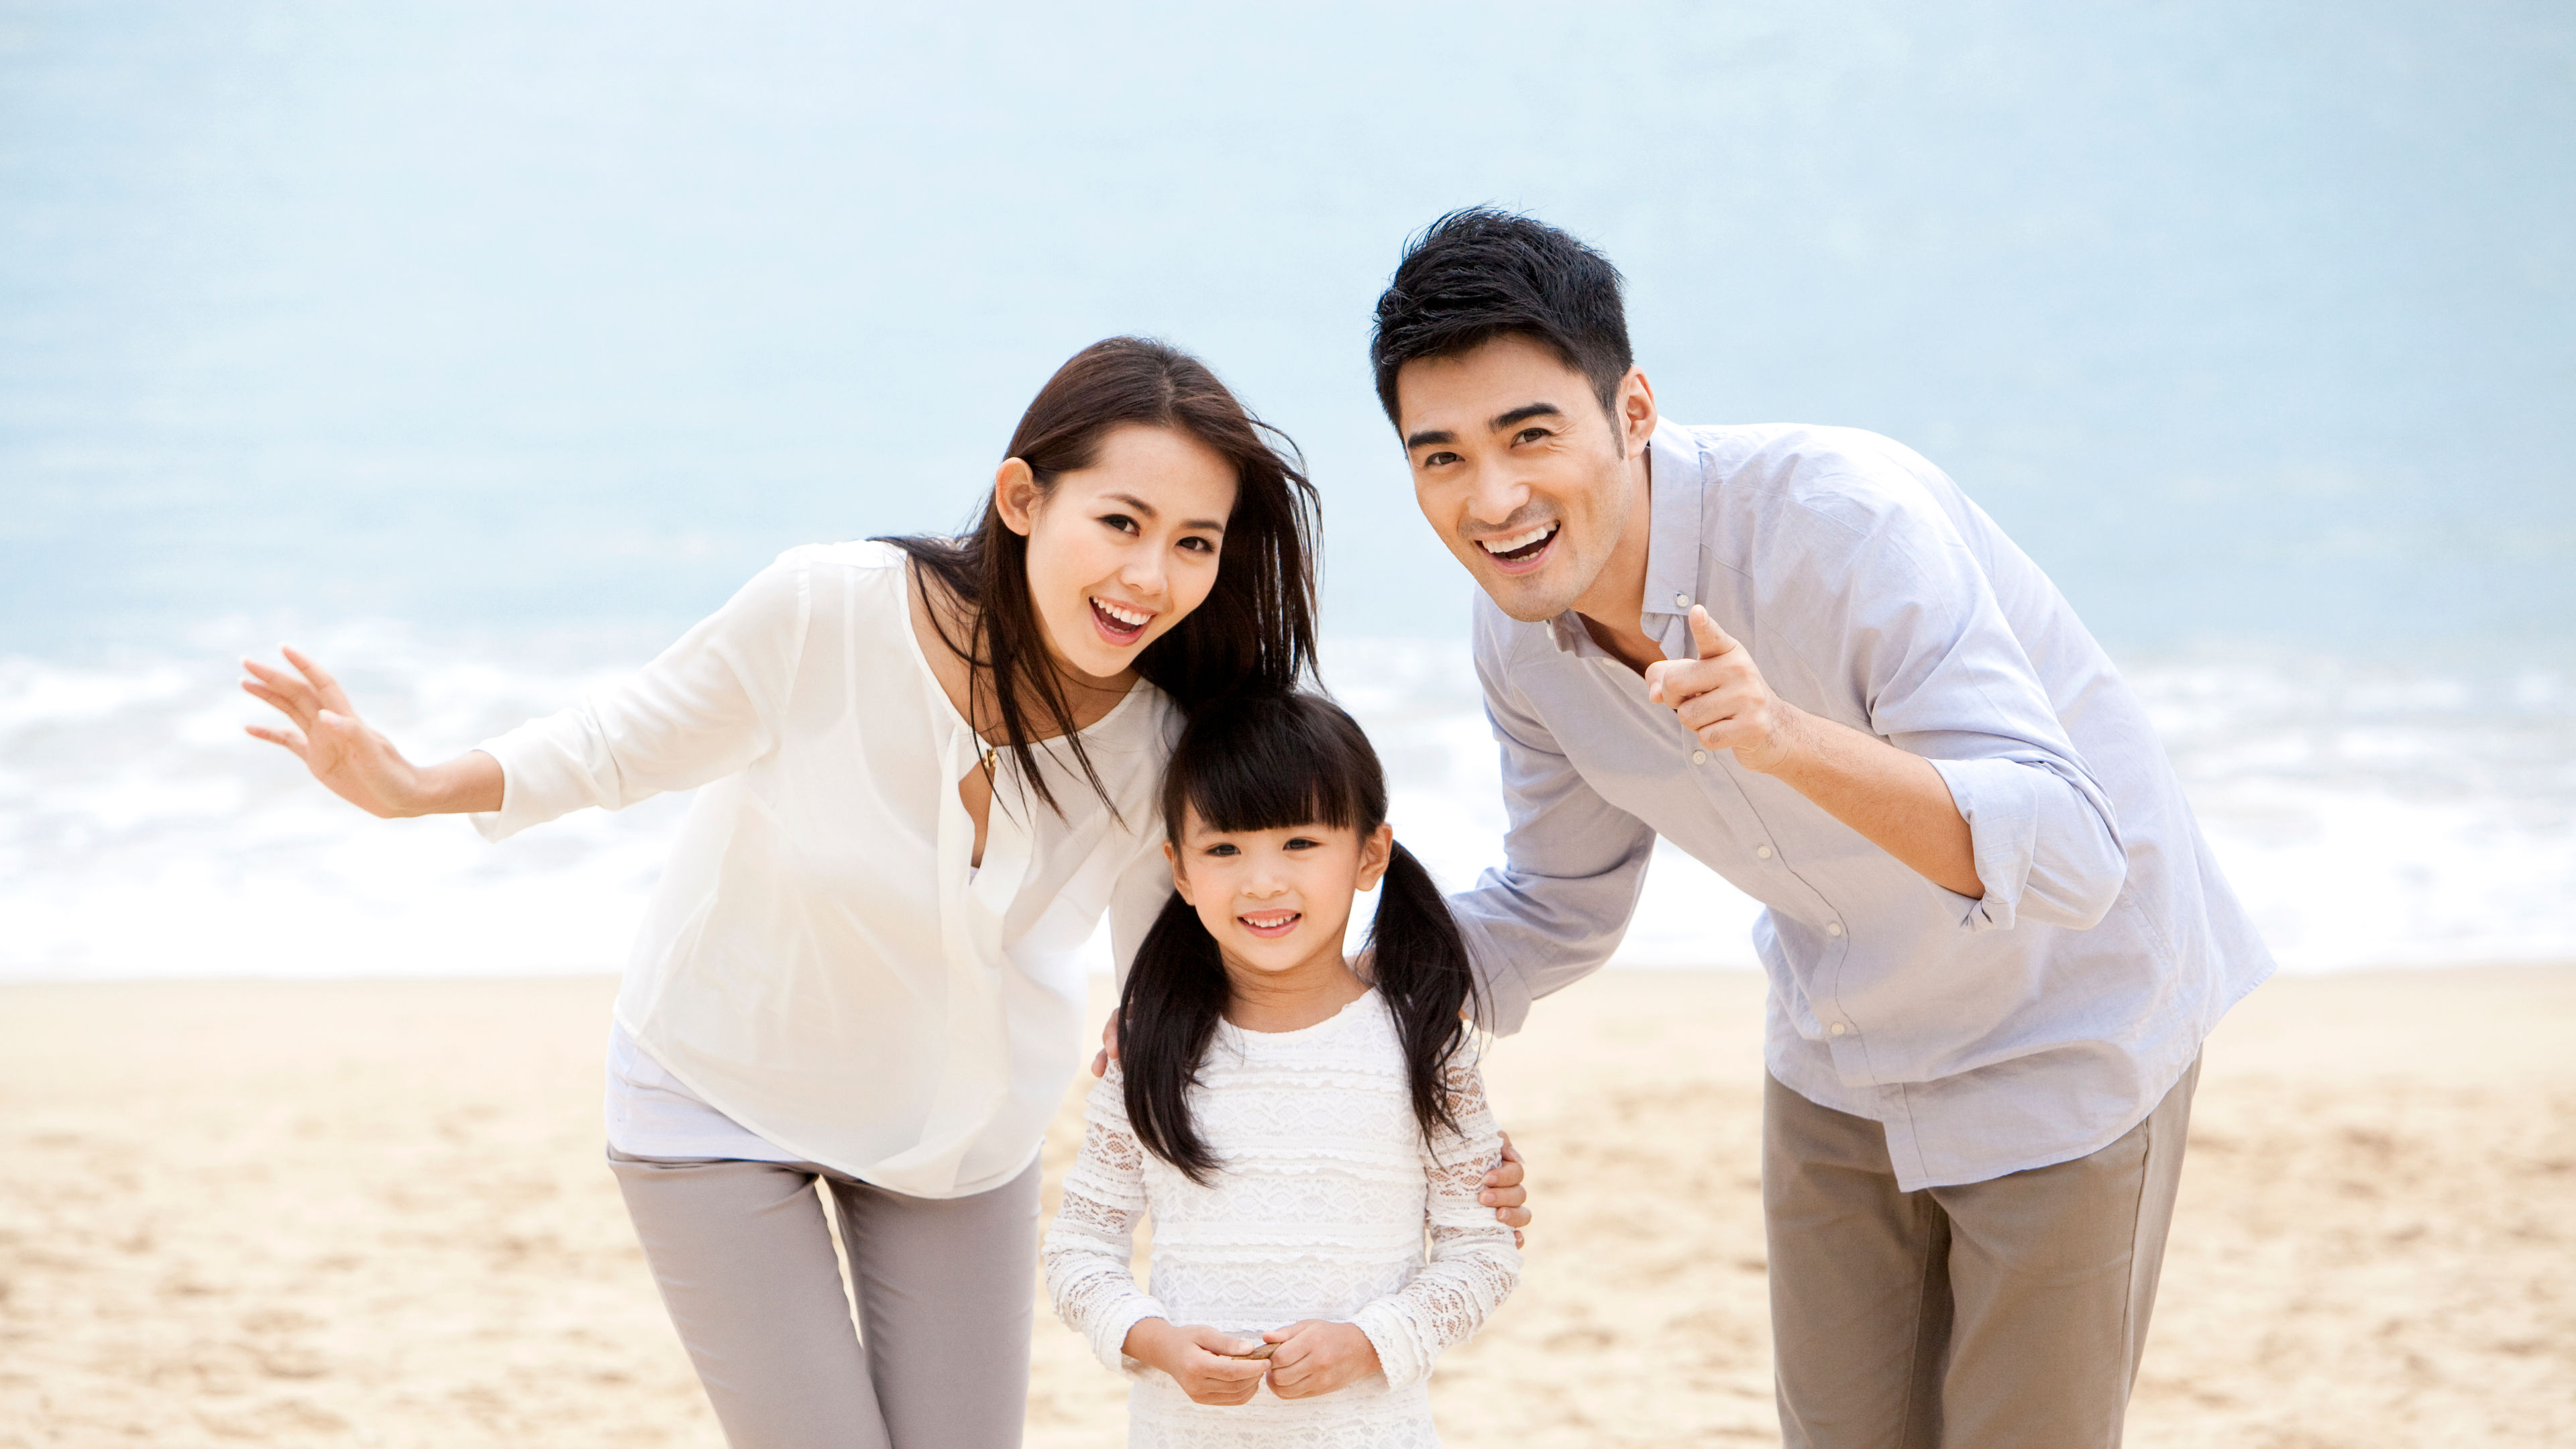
[{"left": 1089, "top": 594, "right": 1157, "bottom": 647}]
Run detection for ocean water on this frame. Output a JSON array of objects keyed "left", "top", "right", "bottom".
[
  {"left": 3, "top": 627, "right": 2570, "bottom": 981},
  {"left": 3, "top": 3, "right": 2571, "bottom": 979}
]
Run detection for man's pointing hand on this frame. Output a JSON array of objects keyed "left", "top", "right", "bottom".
[{"left": 1644, "top": 606, "right": 1803, "bottom": 774}]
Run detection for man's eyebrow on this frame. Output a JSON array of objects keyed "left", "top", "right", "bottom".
[
  {"left": 1492, "top": 402, "right": 1565, "bottom": 430},
  {"left": 1106, "top": 492, "right": 1225, "bottom": 533},
  {"left": 1403, "top": 427, "right": 1457, "bottom": 450}
]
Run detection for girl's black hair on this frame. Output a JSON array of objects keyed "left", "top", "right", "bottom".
[
  {"left": 880, "top": 337, "right": 1321, "bottom": 819},
  {"left": 1119, "top": 691, "right": 1481, "bottom": 1185}
]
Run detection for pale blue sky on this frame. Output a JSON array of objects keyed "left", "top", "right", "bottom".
[{"left": 3, "top": 1, "right": 2569, "bottom": 657}]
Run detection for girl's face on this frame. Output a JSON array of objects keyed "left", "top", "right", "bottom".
[
  {"left": 1167, "top": 806, "right": 1396, "bottom": 979},
  {"left": 997, "top": 423, "right": 1238, "bottom": 685}
]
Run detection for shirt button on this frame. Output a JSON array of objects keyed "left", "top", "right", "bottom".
[
  {"left": 1829, "top": 1022, "right": 1849, "bottom": 1037},
  {"left": 1674, "top": 592, "right": 1691, "bottom": 608},
  {"left": 1755, "top": 844, "right": 1774, "bottom": 859},
  {"left": 1825, "top": 921, "right": 1844, "bottom": 938},
  {"left": 1690, "top": 749, "right": 1708, "bottom": 765}
]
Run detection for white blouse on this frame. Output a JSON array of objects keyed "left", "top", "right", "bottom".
[
  {"left": 1044, "top": 993, "right": 1520, "bottom": 1448},
  {"left": 472, "top": 541, "right": 1181, "bottom": 1199}
]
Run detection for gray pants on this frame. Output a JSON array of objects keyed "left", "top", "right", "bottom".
[
  {"left": 607, "top": 1148, "right": 1041, "bottom": 1449},
  {"left": 1765, "top": 1058, "right": 2200, "bottom": 1449}
]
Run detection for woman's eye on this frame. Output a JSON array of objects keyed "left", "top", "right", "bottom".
[
  {"left": 1099, "top": 513, "right": 1140, "bottom": 535},
  {"left": 1178, "top": 535, "right": 1215, "bottom": 554}
]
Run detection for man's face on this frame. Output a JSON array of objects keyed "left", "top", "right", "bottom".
[{"left": 1395, "top": 333, "right": 1646, "bottom": 624}]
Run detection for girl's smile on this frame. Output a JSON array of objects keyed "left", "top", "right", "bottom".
[{"left": 1165, "top": 806, "right": 1395, "bottom": 1022}]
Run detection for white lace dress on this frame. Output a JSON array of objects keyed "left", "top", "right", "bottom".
[{"left": 1043, "top": 990, "right": 1520, "bottom": 1448}]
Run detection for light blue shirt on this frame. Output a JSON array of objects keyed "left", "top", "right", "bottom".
[{"left": 1453, "top": 419, "right": 2272, "bottom": 1190}]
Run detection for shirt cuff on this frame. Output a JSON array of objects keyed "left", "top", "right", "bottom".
[
  {"left": 1927, "top": 756, "right": 2041, "bottom": 933},
  {"left": 1351, "top": 1301, "right": 1430, "bottom": 1389},
  {"left": 466, "top": 714, "right": 592, "bottom": 843},
  {"left": 1094, "top": 1295, "right": 1170, "bottom": 1376},
  {"left": 1453, "top": 914, "right": 1536, "bottom": 1035}
]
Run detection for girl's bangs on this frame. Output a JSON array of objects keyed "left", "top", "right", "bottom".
[{"left": 1163, "top": 694, "right": 1383, "bottom": 840}]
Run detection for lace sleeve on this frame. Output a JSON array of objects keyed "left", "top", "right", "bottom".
[
  {"left": 1350, "top": 1049, "right": 1523, "bottom": 1389},
  {"left": 1040, "top": 1066, "right": 1169, "bottom": 1373}
]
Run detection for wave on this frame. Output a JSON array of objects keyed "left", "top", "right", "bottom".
[{"left": 4, "top": 631, "right": 2571, "bottom": 980}]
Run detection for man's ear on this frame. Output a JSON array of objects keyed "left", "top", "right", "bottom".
[
  {"left": 1615, "top": 366, "right": 1658, "bottom": 457},
  {"left": 1354, "top": 823, "right": 1397, "bottom": 893},
  {"left": 994, "top": 458, "right": 1040, "bottom": 537},
  {"left": 1163, "top": 839, "right": 1194, "bottom": 904}
]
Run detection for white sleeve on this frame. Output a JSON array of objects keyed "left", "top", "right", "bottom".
[
  {"left": 1106, "top": 826, "right": 1178, "bottom": 990},
  {"left": 1040, "top": 1067, "right": 1169, "bottom": 1374},
  {"left": 469, "top": 551, "right": 814, "bottom": 842},
  {"left": 1349, "top": 1049, "right": 1522, "bottom": 1389}
]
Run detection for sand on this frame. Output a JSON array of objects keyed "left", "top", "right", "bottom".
[{"left": 3, "top": 968, "right": 2571, "bottom": 1448}]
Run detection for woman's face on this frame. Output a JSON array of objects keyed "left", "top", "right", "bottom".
[{"left": 998, "top": 423, "right": 1238, "bottom": 684}]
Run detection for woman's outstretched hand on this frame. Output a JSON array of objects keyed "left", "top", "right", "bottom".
[{"left": 240, "top": 647, "right": 502, "bottom": 817}]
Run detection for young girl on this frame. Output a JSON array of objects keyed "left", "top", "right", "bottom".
[{"left": 1043, "top": 692, "right": 1520, "bottom": 1448}]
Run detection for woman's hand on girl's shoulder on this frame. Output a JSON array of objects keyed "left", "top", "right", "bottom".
[
  {"left": 1122, "top": 1319, "right": 1269, "bottom": 1405},
  {"left": 1262, "top": 1320, "right": 1381, "bottom": 1399},
  {"left": 1483, "top": 1132, "right": 1530, "bottom": 1244}
]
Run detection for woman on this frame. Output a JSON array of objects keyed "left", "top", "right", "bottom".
[{"left": 239, "top": 337, "right": 1526, "bottom": 1449}]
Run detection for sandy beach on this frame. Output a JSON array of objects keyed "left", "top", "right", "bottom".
[{"left": 3, "top": 967, "right": 2571, "bottom": 1448}]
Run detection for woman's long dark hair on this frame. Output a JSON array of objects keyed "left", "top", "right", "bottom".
[
  {"left": 1120, "top": 692, "right": 1482, "bottom": 1185},
  {"left": 879, "top": 337, "right": 1321, "bottom": 818}
]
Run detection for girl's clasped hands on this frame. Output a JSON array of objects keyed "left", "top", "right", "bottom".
[{"left": 1125, "top": 1318, "right": 1385, "bottom": 1406}]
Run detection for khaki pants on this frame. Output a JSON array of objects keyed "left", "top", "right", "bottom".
[
  {"left": 608, "top": 1149, "right": 1040, "bottom": 1449},
  {"left": 1765, "top": 1059, "right": 2200, "bottom": 1449}
]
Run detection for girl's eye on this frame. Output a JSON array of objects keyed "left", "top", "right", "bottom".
[
  {"left": 1283, "top": 837, "right": 1322, "bottom": 851},
  {"left": 1203, "top": 842, "right": 1239, "bottom": 857}
]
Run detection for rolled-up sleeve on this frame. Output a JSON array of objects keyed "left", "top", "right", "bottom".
[
  {"left": 1788, "top": 500, "right": 2125, "bottom": 932},
  {"left": 471, "top": 551, "right": 814, "bottom": 842},
  {"left": 1446, "top": 623, "right": 1657, "bottom": 1034}
]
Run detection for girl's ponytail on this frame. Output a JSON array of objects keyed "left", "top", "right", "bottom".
[
  {"left": 1118, "top": 889, "right": 1232, "bottom": 1185},
  {"left": 1365, "top": 841, "right": 1483, "bottom": 1148}
]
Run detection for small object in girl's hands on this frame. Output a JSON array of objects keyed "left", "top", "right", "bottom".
[{"left": 1230, "top": 1340, "right": 1279, "bottom": 1360}]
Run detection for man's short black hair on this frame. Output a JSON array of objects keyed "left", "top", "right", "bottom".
[{"left": 1368, "top": 208, "right": 1634, "bottom": 427}]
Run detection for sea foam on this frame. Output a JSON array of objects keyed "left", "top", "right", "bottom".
[{"left": 3, "top": 633, "right": 2569, "bottom": 980}]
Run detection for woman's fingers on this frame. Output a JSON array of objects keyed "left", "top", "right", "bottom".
[
  {"left": 243, "top": 722, "right": 309, "bottom": 760},
  {"left": 280, "top": 645, "right": 356, "bottom": 716},
  {"left": 240, "top": 661, "right": 318, "bottom": 724}
]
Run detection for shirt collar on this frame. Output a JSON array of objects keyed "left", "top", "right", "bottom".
[{"left": 1545, "top": 418, "right": 1709, "bottom": 659}]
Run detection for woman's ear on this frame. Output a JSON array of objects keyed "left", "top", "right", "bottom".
[
  {"left": 1163, "top": 839, "right": 1194, "bottom": 904},
  {"left": 1354, "top": 822, "right": 1396, "bottom": 893},
  {"left": 994, "top": 458, "right": 1040, "bottom": 537}
]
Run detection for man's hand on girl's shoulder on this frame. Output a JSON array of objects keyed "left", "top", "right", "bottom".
[
  {"left": 1122, "top": 1319, "right": 1269, "bottom": 1405},
  {"left": 1262, "top": 1320, "right": 1382, "bottom": 1399}
]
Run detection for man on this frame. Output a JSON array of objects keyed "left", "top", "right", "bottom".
[{"left": 1372, "top": 209, "right": 2270, "bottom": 1447}]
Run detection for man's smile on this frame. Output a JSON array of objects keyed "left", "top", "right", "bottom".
[{"left": 1475, "top": 522, "right": 1560, "bottom": 574}]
